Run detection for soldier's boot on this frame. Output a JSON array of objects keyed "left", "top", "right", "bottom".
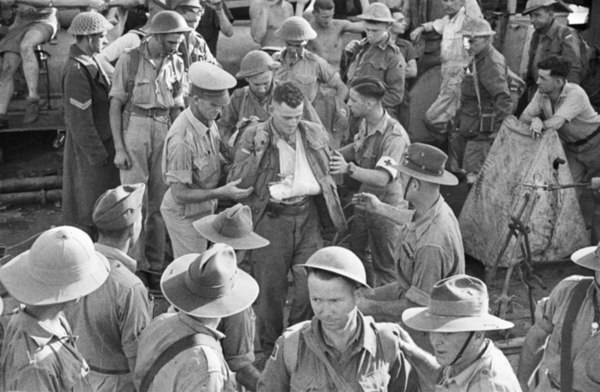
[{"left": 23, "top": 97, "right": 40, "bottom": 124}]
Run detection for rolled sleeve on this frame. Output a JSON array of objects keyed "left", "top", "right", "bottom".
[
  {"left": 109, "top": 52, "right": 130, "bottom": 102},
  {"left": 219, "top": 307, "right": 255, "bottom": 372},
  {"left": 164, "top": 140, "right": 194, "bottom": 185},
  {"left": 554, "top": 89, "right": 586, "bottom": 122}
]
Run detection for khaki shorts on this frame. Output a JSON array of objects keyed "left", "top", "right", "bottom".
[{"left": 0, "top": 16, "right": 57, "bottom": 54}]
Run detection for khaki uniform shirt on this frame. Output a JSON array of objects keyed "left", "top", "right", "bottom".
[
  {"left": 273, "top": 49, "right": 343, "bottom": 103},
  {"left": 352, "top": 112, "right": 409, "bottom": 205},
  {"left": 162, "top": 107, "right": 222, "bottom": 219},
  {"left": 109, "top": 39, "right": 185, "bottom": 109},
  {"left": 534, "top": 276, "right": 600, "bottom": 392},
  {"left": 258, "top": 313, "right": 409, "bottom": 391},
  {"left": 521, "top": 82, "right": 600, "bottom": 144},
  {"left": 0, "top": 310, "right": 92, "bottom": 392},
  {"left": 436, "top": 340, "right": 521, "bottom": 392},
  {"left": 64, "top": 243, "right": 152, "bottom": 392},
  {"left": 399, "top": 196, "right": 465, "bottom": 305},
  {"left": 346, "top": 35, "right": 406, "bottom": 110},
  {"left": 133, "top": 312, "right": 236, "bottom": 392},
  {"left": 527, "top": 19, "right": 582, "bottom": 84}
]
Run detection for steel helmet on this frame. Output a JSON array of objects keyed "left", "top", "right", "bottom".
[
  {"left": 459, "top": 17, "right": 496, "bottom": 37},
  {"left": 236, "top": 50, "right": 280, "bottom": 79},
  {"left": 68, "top": 11, "right": 114, "bottom": 36},
  {"left": 149, "top": 10, "right": 193, "bottom": 34},
  {"left": 357, "top": 3, "right": 395, "bottom": 23},
  {"left": 300, "top": 246, "right": 370, "bottom": 288},
  {"left": 275, "top": 16, "right": 317, "bottom": 41},
  {"left": 167, "top": 0, "right": 202, "bottom": 10},
  {"left": 523, "top": 0, "right": 571, "bottom": 15}
]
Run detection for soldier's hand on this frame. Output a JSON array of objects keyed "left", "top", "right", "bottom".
[
  {"left": 253, "top": 129, "right": 270, "bottom": 154},
  {"left": 329, "top": 150, "right": 349, "bottom": 174},
  {"left": 530, "top": 117, "right": 543, "bottom": 139},
  {"left": 591, "top": 177, "right": 600, "bottom": 191},
  {"left": 410, "top": 26, "right": 424, "bottom": 42},
  {"left": 352, "top": 192, "right": 381, "bottom": 213},
  {"left": 114, "top": 149, "right": 131, "bottom": 170},
  {"left": 222, "top": 179, "right": 254, "bottom": 200},
  {"left": 204, "top": 0, "right": 223, "bottom": 11},
  {"left": 395, "top": 324, "right": 419, "bottom": 353},
  {"left": 344, "top": 39, "right": 360, "bottom": 53}
]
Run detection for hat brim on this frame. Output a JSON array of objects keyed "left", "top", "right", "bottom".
[
  {"left": 399, "top": 165, "right": 458, "bottom": 186},
  {"left": 0, "top": 251, "right": 110, "bottom": 306},
  {"left": 571, "top": 246, "right": 600, "bottom": 271},
  {"left": 402, "top": 307, "right": 514, "bottom": 332},
  {"left": 523, "top": 1, "right": 572, "bottom": 15},
  {"left": 236, "top": 62, "right": 281, "bottom": 79},
  {"left": 297, "top": 264, "right": 371, "bottom": 289},
  {"left": 192, "top": 215, "right": 270, "bottom": 250},
  {"left": 161, "top": 254, "right": 259, "bottom": 317},
  {"left": 460, "top": 31, "right": 496, "bottom": 37},
  {"left": 357, "top": 15, "right": 395, "bottom": 23}
]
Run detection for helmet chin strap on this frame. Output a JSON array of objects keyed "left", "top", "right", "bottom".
[{"left": 449, "top": 331, "right": 475, "bottom": 367}]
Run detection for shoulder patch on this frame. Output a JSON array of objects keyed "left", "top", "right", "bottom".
[{"left": 69, "top": 97, "right": 92, "bottom": 110}]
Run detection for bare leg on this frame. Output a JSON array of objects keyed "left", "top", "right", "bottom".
[
  {"left": 21, "top": 28, "right": 48, "bottom": 101},
  {"left": 0, "top": 52, "right": 22, "bottom": 114}
]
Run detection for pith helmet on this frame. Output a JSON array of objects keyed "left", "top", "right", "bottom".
[
  {"left": 275, "top": 16, "right": 317, "bottom": 41},
  {"left": 299, "top": 246, "right": 370, "bottom": 288},
  {"left": 236, "top": 50, "right": 281, "bottom": 79},
  {"left": 0, "top": 226, "right": 110, "bottom": 306},
  {"left": 149, "top": 10, "right": 193, "bottom": 34},
  {"left": 357, "top": 3, "right": 395, "bottom": 23},
  {"left": 68, "top": 11, "right": 113, "bottom": 35},
  {"left": 460, "top": 17, "right": 496, "bottom": 37},
  {"left": 523, "top": 0, "right": 572, "bottom": 15}
]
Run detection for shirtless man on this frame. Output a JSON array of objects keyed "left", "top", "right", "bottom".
[
  {"left": 250, "top": 0, "right": 303, "bottom": 50},
  {"left": 304, "top": 0, "right": 364, "bottom": 70}
]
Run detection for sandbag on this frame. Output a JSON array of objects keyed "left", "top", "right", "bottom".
[{"left": 459, "top": 116, "right": 589, "bottom": 268}]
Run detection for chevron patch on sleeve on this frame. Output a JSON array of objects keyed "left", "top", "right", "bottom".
[{"left": 69, "top": 97, "right": 92, "bottom": 110}]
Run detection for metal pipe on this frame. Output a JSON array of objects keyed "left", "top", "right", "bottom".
[
  {"left": 0, "top": 189, "right": 62, "bottom": 206},
  {"left": 0, "top": 176, "right": 62, "bottom": 193}
]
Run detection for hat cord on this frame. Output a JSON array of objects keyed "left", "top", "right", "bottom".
[{"left": 448, "top": 331, "right": 475, "bottom": 367}]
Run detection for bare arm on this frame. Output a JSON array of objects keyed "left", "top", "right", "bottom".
[
  {"left": 170, "top": 179, "right": 253, "bottom": 205},
  {"left": 249, "top": 0, "right": 269, "bottom": 45},
  {"left": 396, "top": 326, "right": 442, "bottom": 390},
  {"left": 206, "top": 0, "right": 234, "bottom": 37},
  {"left": 109, "top": 97, "right": 132, "bottom": 170},
  {"left": 329, "top": 150, "right": 392, "bottom": 187},
  {"left": 352, "top": 192, "right": 414, "bottom": 226},
  {"left": 341, "top": 20, "right": 365, "bottom": 34}
]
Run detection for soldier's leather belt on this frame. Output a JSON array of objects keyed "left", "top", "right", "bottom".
[
  {"left": 566, "top": 125, "right": 600, "bottom": 147},
  {"left": 266, "top": 197, "right": 312, "bottom": 216},
  {"left": 130, "top": 105, "right": 170, "bottom": 118}
]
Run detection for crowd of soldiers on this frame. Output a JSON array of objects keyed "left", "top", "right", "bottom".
[{"left": 0, "top": 0, "right": 599, "bottom": 390}]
